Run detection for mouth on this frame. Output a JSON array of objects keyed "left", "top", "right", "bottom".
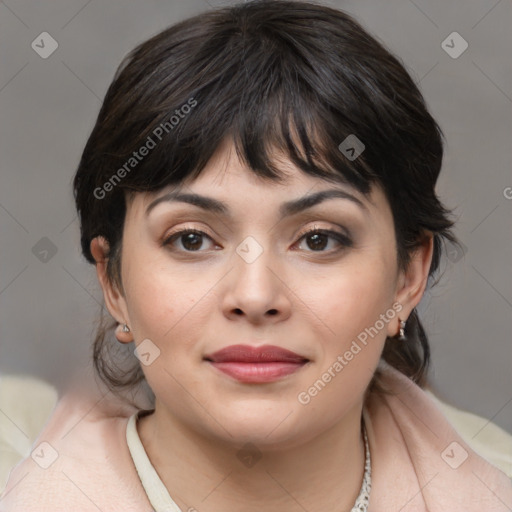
[{"left": 203, "top": 344, "right": 310, "bottom": 383}]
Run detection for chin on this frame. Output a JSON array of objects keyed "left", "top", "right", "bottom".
[{"left": 205, "top": 404, "right": 313, "bottom": 450}]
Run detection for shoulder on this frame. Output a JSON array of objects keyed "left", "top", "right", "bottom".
[
  {"left": 425, "top": 389, "right": 512, "bottom": 478},
  {"left": 0, "top": 374, "right": 58, "bottom": 492},
  {"left": 364, "top": 362, "right": 512, "bottom": 511},
  {"left": 0, "top": 389, "right": 152, "bottom": 511}
]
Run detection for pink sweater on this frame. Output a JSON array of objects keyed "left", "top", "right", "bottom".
[{"left": 1, "top": 363, "right": 511, "bottom": 511}]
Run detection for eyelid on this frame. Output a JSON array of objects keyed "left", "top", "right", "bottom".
[
  {"left": 295, "top": 222, "right": 351, "bottom": 240},
  {"left": 162, "top": 220, "right": 350, "bottom": 243}
]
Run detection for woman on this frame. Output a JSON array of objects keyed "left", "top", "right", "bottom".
[{"left": 2, "top": 1, "right": 511, "bottom": 510}]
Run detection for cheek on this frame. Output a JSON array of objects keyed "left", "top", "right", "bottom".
[
  {"left": 126, "top": 268, "right": 202, "bottom": 340},
  {"left": 122, "top": 245, "right": 225, "bottom": 364},
  {"left": 316, "top": 256, "right": 397, "bottom": 340},
  {"left": 297, "top": 264, "right": 396, "bottom": 418},
  {"left": 304, "top": 259, "right": 398, "bottom": 406}
]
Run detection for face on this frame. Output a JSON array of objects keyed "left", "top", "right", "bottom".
[{"left": 94, "top": 138, "right": 429, "bottom": 449}]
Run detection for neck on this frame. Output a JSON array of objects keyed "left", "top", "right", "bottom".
[{"left": 137, "top": 401, "right": 366, "bottom": 512}]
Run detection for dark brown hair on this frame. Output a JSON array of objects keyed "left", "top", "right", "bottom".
[{"left": 73, "top": 0, "right": 457, "bottom": 405}]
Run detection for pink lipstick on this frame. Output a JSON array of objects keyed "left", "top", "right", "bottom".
[{"left": 204, "top": 344, "right": 309, "bottom": 383}]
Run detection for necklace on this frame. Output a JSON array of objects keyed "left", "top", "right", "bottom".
[{"left": 350, "top": 419, "right": 371, "bottom": 512}]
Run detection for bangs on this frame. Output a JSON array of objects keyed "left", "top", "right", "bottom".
[
  {"left": 134, "top": 80, "right": 376, "bottom": 195},
  {"left": 89, "top": 5, "right": 394, "bottom": 199}
]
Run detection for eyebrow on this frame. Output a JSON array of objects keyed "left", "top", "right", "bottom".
[{"left": 145, "top": 188, "right": 367, "bottom": 219}]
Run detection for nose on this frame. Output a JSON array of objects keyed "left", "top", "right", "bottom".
[{"left": 221, "top": 240, "right": 292, "bottom": 325}]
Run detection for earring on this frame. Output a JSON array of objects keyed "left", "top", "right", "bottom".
[
  {"left": 115, "top": 322, "right": 132, "bottom": 344},
  {"left": 398, "top": 319, "right": 406, "bottom": 340}
]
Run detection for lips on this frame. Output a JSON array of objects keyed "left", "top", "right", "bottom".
[
  {"left": 204, "top": 344, "right": 309, "bottom": 364},
  {"left": 204, "top": 344, "right": 309, "bottom": 383}
]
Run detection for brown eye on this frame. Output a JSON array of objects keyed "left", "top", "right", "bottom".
[
  {"left": 304, "top": 232, "right": 329, "bottom": 251},
  {"left": 296, "top": 228, "right": 352, "bottom": 253},
  {"left": 164, "top": 229, "right": 216, "bottom": 252}
]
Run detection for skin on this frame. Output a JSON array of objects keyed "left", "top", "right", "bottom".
[{"left": 91, "top": 137, "right": 433, "bottom": 512}]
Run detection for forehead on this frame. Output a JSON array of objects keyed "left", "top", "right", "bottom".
[{"left": 128, "top": 138, "right": 388, "bottom": 220}]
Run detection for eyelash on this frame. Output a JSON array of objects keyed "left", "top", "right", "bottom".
[{"left": 162, "top": 226, "right": 353, "bottom": 254}]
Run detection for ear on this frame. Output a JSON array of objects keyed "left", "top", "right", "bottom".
[
  {"left": 387, "top": 233, "right": 434, "bottom": 337},
  {"left": 90, "top": 236, "right": 132, "bottom": 343}
]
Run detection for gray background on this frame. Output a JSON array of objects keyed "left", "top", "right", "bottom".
[{"left": 0, "top": 0, "right": 511, "bottom": 433}]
